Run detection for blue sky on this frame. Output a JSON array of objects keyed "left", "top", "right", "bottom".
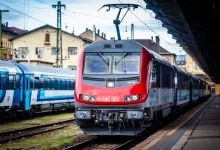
[{"left": 0, "top": 0, "right": 185, "bottom": 55}]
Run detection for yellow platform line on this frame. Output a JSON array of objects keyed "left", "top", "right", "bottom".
[{"left": 166, "top": 97, "right": 213, "bottom": 136}]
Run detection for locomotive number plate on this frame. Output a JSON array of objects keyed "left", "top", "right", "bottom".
[{"left": 102, "top": 96, "right": 119, "bottom": 102}]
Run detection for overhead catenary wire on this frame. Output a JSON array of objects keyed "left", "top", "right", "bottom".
[
  {"left": 13, "top": 0, "right": 49, "bottom": 9},
  {"left": 0, "top": 2, "right": 48, "bottom": 25},
  {"left": 117, "top": 0, "right": 179, "bottom": 51},
  {"left": 1, "top": 0, "right": 180, "bottom": 52}
]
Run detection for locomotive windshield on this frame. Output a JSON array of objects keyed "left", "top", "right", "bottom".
[
  {"left": 83, "top": 54, "right": 111, "bottom": 74},
  {"left": 113, "top": 53, "right": 140, "bottom": 74},
  {"left": 83, "top": 53, "right": 140, "bottom": 74}
]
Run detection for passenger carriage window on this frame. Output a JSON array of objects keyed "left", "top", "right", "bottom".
[
  {"left": 51, "top": 78, "right": 55, "bottom": 90},
  {"left": 69, "top": 80, "right": 74, "bottom": 90},
  {"left": 69, "top": 80, "right": 72, "bottom": 90},
  {"left": 8, "top": 75, "right": 15, "bottom": 90},
  {"left": 44, "top": 78, "right": 51, "bottom": 90},
  {"left": 161, "top": 65, "right": 173, "bottom": 88},
  {"left": 30, "top": 77, "right": 34, "bottom": 90},
  {"left": 34, "top": 77, "right": 40, "bottom": 90},
  {"left": 52, "top": 78, "right": 56, "bottom": 90},
  {"left": 73, "top": 80, "right": 75, "bottom": 90},
  {"left": 66, "top": 80, "right": 70, "bottom": 90},
  {"left": 15, "top": 74, "right": 21, "bottom": 89},
  {"left": 39, "top": 78, "right": 44, "bottom": 89},
  {"left": 0, "top": 74, "right": 1, "bottom": 89},
  {"left": 61, "top": 79, "right": 66, "bottom": 90},
  {"left": 1, "top": 74, "right": 7, "bottom": 90},
  {"left": 156, "top": 62, "right": 160, "bottom": 88},
  {"left": 56, "top": 79, "right": 60, "bottom": 90}
]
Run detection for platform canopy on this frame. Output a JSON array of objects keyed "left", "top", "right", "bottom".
[{"left": 144, "top": 0, "right": 219, "bottom": 83}]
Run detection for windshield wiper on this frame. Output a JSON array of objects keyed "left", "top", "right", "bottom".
[
  {"left": 97, "top": 52, "right": 109, "bottom": 65},
  {"left": 115, "top": 52, "right": 129, "bottom": 66}
]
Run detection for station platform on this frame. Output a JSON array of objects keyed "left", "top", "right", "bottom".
[
  {"left": 131, "top": 95, "right": 220, "bottom": 150},
  {"left": 173, "top": 95, "right": 220, "bottom": 150}
]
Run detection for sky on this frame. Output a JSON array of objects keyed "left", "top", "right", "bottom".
[{"left": 0, "top": 0, "right": 185, "bottom": 55}]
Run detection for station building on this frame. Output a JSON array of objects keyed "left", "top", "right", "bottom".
[
  {"left": 9, "top": 24, "right": 93, "bottom": 69},
  {"left": 135, "top": 39, "right": 177, "bottom": 65},
  {"left": 1, "top": 23, "right": 19, "bottom": 60},
  {"left": 79, "top": 27, "right": 106, "bottom": 41}
]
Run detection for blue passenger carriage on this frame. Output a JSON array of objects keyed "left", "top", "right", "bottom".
[
  {"left": 13, "top": 63, "right": 76, "bottom": 112},
  {"left": 0, "top": 61, "right": 22, "bottom": 117}
]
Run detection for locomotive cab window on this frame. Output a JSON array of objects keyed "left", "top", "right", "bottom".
[
  {"left": 83, "top": 53, "right": 141, "bottom": 75},
  {"left": 83, "top": 53, "right": 111, "bottom": 74},
  {"left": 113, "top": 53, "right": 140, "bottom": 74}
]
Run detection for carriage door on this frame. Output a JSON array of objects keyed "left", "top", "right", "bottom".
[
  {"left": 0, "top": 71, "right": 7, "bottom": 104},
  {"left": 24, "top": 75, "right": 31, "bottom": 110}
]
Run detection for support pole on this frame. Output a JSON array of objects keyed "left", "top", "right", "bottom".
[
  {"left": 131, "top": 23, "right": 134, "bottom": 39},
  {"left": 52, "top": 1, "right": 65, "bottom": 68}
]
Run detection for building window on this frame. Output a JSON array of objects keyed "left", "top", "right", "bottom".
[
  {"left": 51, "top": 47, "right": 56, "bottom": 55},
  {"left": 19, "top": 47, "right": 28, "bottom": 54},
  {"left": 45, "top": 33, "right": 50, "bottom": 42},
  {"left": 68, "top": 47, "right": 77, "bottom": 55},
  {"left": 68, "top": 65, "right": 77, "bottom": 70},
  {"left": 35, "top": 47, "right": 44, "bottom": 55}
]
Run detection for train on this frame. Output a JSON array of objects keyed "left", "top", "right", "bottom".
[
  {"left": 0, "top": 60, "right": 76, "bottom": 118},
  {"left": 74, "top": 40, "right": 211, "bottom": 136}
]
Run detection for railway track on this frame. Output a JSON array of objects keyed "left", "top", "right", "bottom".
[
  {"left": 0, "top": 109, "right": 74, "bottom": 123},
  {"left": 0, "top": 119, "right": 75, "bottom": 144},
  {"left": 63, "top": 136, "right": 134, "bottom": 150},
  {"left": 63, "top": 99, "right": 210, "bottom": 150}
]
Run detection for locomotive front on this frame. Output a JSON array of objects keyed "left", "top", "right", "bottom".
[{"left": 74, "top": 40, "right": 152, "bottom": 135}]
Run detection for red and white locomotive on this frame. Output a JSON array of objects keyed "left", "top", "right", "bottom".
[{"left": 74, "top": 40, "right": 209, "bottom": 136}]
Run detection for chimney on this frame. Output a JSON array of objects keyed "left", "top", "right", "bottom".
[
  {"left": 151, "top": 36, "right": 153, "bottom": 42},
  {"left": 97, "top": 29, "right": 100, "bottom": 35},
  {"left": 101, "top": 32, "right": 104, "bottom": 37},
  {"left": 155, "top": 36, "right": 160, "bottom": 54},
  {"left": 6, "top": 22, "right": 8, "bottom": 27},
  {"left": 86, "top": 28, "right": 88, "bottom": 31},
  {"left": 103, "top": 33, "right": 106, "bottom": 39},
  {"left": 72, "top": 26, "right": 74, "bottom": 35},
  {"left": 110, "top": 37, "right": 115, "bottom": 41},
  {"left": 93, "top": 24, "right": 96, "bottom": 41}
]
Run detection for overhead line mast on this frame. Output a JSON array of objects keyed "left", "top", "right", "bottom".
[
  {"left": 52, "top": 1, "right": 66, "bottom": 68},
  {"left": 131, "top": 23, "right": 134, "bottom": 39}
]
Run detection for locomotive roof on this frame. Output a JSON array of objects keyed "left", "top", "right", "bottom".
[
  {"left": 85, "top": 40, "right": 172, "bottom": 66},
  {"left": 0, "top": 60, "right": 22, "bottom": 74},
  {"left": 85, "top": 40, "right": 143, "bottom": 53},
  {"left": 13, "top": 62, "right": 76, "bottom": 78}
]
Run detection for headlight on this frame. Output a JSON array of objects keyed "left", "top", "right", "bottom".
[
  {"left": 126, "top": 111, "right": 143, "bottom": 120},
  {"left": 81, "top": 94, "right": 96, "bottom": 102},
  {"left": 75, "top": 111, "right": 92, "bottom": 119},
  {"left": 124, "top": 94, "right": 140, "bottom": 102}
]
